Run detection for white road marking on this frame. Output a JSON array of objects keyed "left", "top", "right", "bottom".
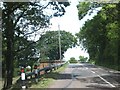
[
  {"left": 91, "top": 71, "right": 95, "bottom": 73},
  {"left": 91, "top": 70, "right": 116, "bottom": 87},
  {"left": 97, "top": 75, "right": 116, "bottom": 87}
]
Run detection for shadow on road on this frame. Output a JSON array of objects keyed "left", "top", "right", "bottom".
[
  {"left": 76, "top": 74, "right": 120, "bottom": 89},
  {"left": 10, "top": 70, "right": 72, "bottom": 89},
  {"left": 86, "top": 84, "right": 117, "bottom": 89},
  {"left": 76, "top": 76, "right": 106, "bottom": 84},
  {"left": 44, "top": 72, "right": 72, "bottom": 80},
  {"left": 68, "top": 63, "right": 97, "bottom": 68}
]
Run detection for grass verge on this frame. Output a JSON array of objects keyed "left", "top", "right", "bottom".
[{"left": 30, "top": 63, "right": 68, "bottom": 88}]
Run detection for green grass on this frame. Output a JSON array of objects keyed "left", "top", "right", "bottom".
[
  {"left": 3, "top": 63, "right": 68, "bottom": 90},
  {"left": 55, "top": 63, "right": 68, "bottom": 73},
  {"left": 30, "top": 77, "right": 54, "bottom": 88},
  {"left": 30, "top": 63, "right": 68, "bottom": 88},
  {"left": 89, "top": 60, "right": 95, "bottom": 65},
  {"left": 10, "top": 63, "right": 68, "bottom": 90}
]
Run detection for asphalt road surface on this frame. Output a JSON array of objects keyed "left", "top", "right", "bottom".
[{"left": 49, "top": 63, "right": 120, "bottom": 90}]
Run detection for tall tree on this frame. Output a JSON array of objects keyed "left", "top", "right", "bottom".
[
  {"left": 37, "top": 31, "right": 76, "bottom": 60},
  {"left": 2, "top": 1, "right": 70, "bottom": 89},
  {"left": 76, "top": 2, "right": 120, "bottom": 70}
]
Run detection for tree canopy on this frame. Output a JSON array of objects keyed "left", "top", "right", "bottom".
[
  {"left": 76, "top": 2, "right": 120, "bottom": 70},
  {"left": 2, "top": 1, "right": 70, "bottom": 89},
  {"left": 69, "top": 57, "right": 78, "bottom": 63},
  {"left": 79, "top": 56, "right": 88, "bottom": 62},
  {"left": 37, "top": 30, "right": 77, "bottom": 60},
  {"left": 77, "top": 2, "right": 101, "bottom": 20}
]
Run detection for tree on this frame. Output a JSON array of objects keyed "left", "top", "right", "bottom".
[
  {"left": 2, "top": 1, "right": 70, "bottom": 89},
  {"left": 69, "top": 57, "right": 78, "bottom": 63},
  {"left": 77, "top": 2, "right": 101, "bottom": 19},
  {"left": 79, "top": 56, "right": 87, "bottom": 62},
  {"left": 14, "top": 37, "right": 39, "bottom": 67},
  {"left": 76, "top": 2, "right": 120, "bottom": 70},
  {"left": 116, "top": 2, "right": 120, "bottom": 70},
  {"left": 37, "top": 31, "right": 76, "bottom": 60}
]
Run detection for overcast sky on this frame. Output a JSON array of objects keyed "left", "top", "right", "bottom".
[
  {"left": 49, "top": 0, "right": 102, "bottom": 60},
  {"left": 29, "top": 0, "right": 101, "bottom": 60}
]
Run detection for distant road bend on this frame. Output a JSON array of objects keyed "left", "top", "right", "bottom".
[{"left": 49, "top": 63, "right": 120, "bottom": 89}]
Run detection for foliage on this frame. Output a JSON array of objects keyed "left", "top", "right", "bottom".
[
  {"left": 69, "top": 57, "right": 78, "bottom": 63},
  {"left": 2, "top": 1, "right": 70, "bottom": 89},
  {"left": 78, "top": 56, "right": 88, "bottom": 62},
  {"left": 37, "top": 31, "right": 76, "bottom": 60},
  {"left": 76, "top": 2, "right": 120, "bottom": 70},
  {"left": 77, "top": 2, "right": 101, "bottom": 20},
  {"left": 14, "top": 37, "right": 39, "bottom": 67},
  {"left": 77, "top": 2, "right": 91, "bottom": 19},
  {"left": 30, "top": 62, "right": 68, "bottom": 88}
]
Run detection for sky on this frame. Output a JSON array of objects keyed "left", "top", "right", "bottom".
[
  {"left": 49, "top": 0, "right": 102, "bottom": 60},
  {"left": 28, "top": 0, "right": 101, "bottom": 61}
]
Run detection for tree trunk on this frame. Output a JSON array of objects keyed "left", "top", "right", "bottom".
[{"left": 3, "top": 13, "right": 14, "bottom": 89}]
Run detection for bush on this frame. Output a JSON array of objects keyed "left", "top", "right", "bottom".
[{"left": 69, "top": 57, "right": 78, "bottom": 63}]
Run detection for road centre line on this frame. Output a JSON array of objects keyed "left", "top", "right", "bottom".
[{"left": 91, "top": 70, "right": 116, "bottom": 87}]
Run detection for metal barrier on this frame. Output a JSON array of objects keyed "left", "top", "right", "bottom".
[
  {"left": 18, "top": 63, "right": 65, "bottom": 88},
  {"left": 26, "top": 63, "right": 64, "bottom": 77}
]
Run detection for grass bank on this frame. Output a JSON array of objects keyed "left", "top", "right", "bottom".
[{"left": 30, "top": 62, "right": 68, "bottom": 88}]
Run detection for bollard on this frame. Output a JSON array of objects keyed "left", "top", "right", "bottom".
[{"left": 21, "top": 67, "right": 26, "bottom": 89}]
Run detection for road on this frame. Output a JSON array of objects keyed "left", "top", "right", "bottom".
[{"left": 49, "top": 63, "right": 120, "bottom": 89}]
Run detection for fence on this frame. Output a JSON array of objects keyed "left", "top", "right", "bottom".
[{"left": 18, "top": 62, "right": 65, "bottom": 89}]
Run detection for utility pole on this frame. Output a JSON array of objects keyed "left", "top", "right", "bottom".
[{"left": 58, "top": 24, "right": 62, "bottom": 62}]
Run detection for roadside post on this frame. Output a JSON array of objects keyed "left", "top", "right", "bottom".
[
  {"left": 21, "top": 67, "right": 26, "bottom": 89},
  {"left": 34, "top": 65, "right": 38, "bottom": 83}
]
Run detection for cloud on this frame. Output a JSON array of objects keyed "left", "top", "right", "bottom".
[
  {"left": 63, "top": 46, "right": 89, "bottom": 60},
  {"left": 50, "top": 0, "right": 101, "bottom": 60}
]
